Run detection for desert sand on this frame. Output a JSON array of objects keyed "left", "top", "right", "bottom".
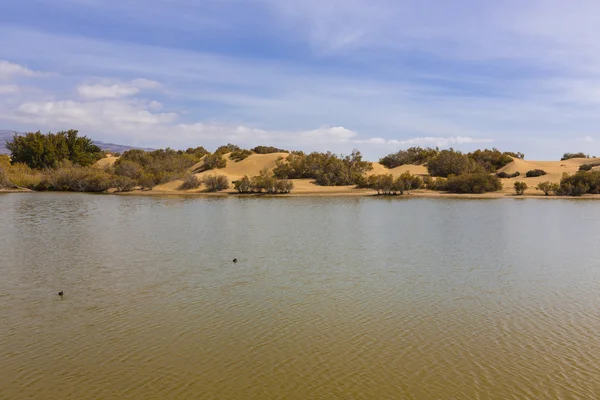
[{"left": 95, "top": 153, "right": 600, "bottom": 198}]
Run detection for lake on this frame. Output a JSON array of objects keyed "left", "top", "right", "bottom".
[{"left": 1, "top": 193, "right": 600, "bottom": 399}]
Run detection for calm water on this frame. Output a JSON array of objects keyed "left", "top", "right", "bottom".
[{"left": 2, "top": 194, "right": 600, "bottom": 399}]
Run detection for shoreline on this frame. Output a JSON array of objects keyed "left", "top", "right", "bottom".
[{"left": 4, "top": 188, "right": 600, "bottom": 200}]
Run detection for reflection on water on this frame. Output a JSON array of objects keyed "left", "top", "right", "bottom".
[{"left": 2, "top": 193, "right": 600, "bottom": 399}]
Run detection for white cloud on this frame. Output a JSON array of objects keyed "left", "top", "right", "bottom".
[
  {"left": 132, "top": 78, "right": 160, "bottom": 89},
  {"left": 584, "top": 136, "right": 594, "bottom": 143},
  {"left": 12, "top": 99, "right": 177, "bottom": 132},
  {"left": 0, "top": 60, "right": 40, "bottom": 80},
  {"left": 77, "top": 83, "right": 140, "bottom": 99},
  {"left": 0, "top": 85, "right": 19, "bottom": 94},
  {"left": 388, "top": 136, "right": 494, "bottom": 147}
]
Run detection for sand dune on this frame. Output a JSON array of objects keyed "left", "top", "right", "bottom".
[
  {"left": 96, "top": 152, "right": 600, "bottom": 197},
  {"left": 95, "top": 155, "right": 119, "bottom": 169}
]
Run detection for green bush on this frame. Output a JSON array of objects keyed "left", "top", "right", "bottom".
[
  {"left": 525, "top": 169, "right": 547, "bottom": 178},
  {"left": 536, "top": 181, "right": 559, "bottom": 196},
  {"left": 496, "top": 171, "right": 520, "bottom": 179},
  {"left": 273, "top": 150, "right": 372, "bottom": 186},
  {"left": 233, "top": 170, "right": 294, "bottom": 194},
  {"left": 118, "top": 148, "right": 196, "bottom": 187},
  {"left": 202, "top": 174, "right": 229, "bottom": 192},
  {"left": 514, "top": 181, "right": 527, "bottom": 195},
  {"left": 427, "top": 149, "right": 483, "bottom": 177},
  {"left": 184, "top": 146, "right": 209, "bottom": 159},
  {"left": 113, "top": 160, "right": 143, "bottom": 180},
  {"left": 229, "top": 149, "right": 253, "bottom": 162},
  {"left": 445, "top": 173, "right": 502, "bottom": 193},
  {"left": 252, "top": 146, "right": 288, "bottom": 154},
  {"left": 6, "top": 130, "right": 102, "bottom": 169},
  {"left": 199, "top": 153, "right": 227, "bottom": 172},
  {"left": 379, "top": 147, "right": 439, "bottom": 168},
  {"left": 561, "top": 152, "right": 588, "bottom": 161},
  {"left": 467, "top": 148, "right": 515, "bottom": 172},
  {"left": 366, "top": 172, "right": 422, "bottom": 195},
  {"left": 556, "top": 171, "right": 600, "bottom": 196},
  {"left": 214, "top": 144, "right": 240, "bottom": 156}
]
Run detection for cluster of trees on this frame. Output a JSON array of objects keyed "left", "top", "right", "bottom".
[
  {"left": 273, "top": 150, "right": 372, "bottom": 186},
  {"left": 252, "top": 146, "right": 288, "bottom": 154},
  {"left": 561, "top": 152, "right": 589, "bottom": 161},
  {"left": 6, "top": 130, "right": 103, "bottom": 169},
  {"left": 442, "top": 173, "right": 503, "bottom": 194},
  {"left": 379, "top": 147, "right": 440, "bottom": 168},
  {"left": 366, "top": 172, "right": 423, "bottom": 195},
  {"left": 233, "top": 169, "right": 294, "bottom": 194},
  {"left": 380, "top": 148, "right": 521, "bottom": 172}
]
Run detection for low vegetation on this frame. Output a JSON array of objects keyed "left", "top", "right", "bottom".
[
  {"left": 229, "top": 149, "right": 253, "bottom": 162},
  {"left": 232, "top": 169, "right": 294, "bottom": 194},
  {"left": 579, "top": 162, "right": 600, "bottom": 171},
  {"left": 525, "top": 169, "right": 547, "bottom": 178},
  {"left": 252, "top": 146, "right": 288, "bottom": 154},
  {"left": 273, "top": 150, "right": 372, "bottom": 186},
  {"left": 514, "top": 181, "right": 527, "bottom": 195},
  {"left": 366, "top": 172, "right": 423, "bottom": 195},
  {"left": 496, "top": 171, "right": 520, "bottom": 179},
  {"left": 202, "top": 174, "right": 230, "bottom": 192},
  {"left": 197, "top": 153, "right": 227, "bottom": 172},
  {"left": 536, "top": 181, "right": 559, "bottom": 196},
  {"left": 561, "top": 152, "right": 589, "bottom": 161},
  {"left": 443, "top": 173, "right": 503, "bottom": 194},
  {"left": 214, "top": 143, "right": 240, "bottom": 156},
  {"left": 427, "top": 149, "right": 483, "bottom": 177},
  {"left": 556, "top": 171, "right": 600, "bottom": 196},
  {"left": 467, "top": 149, "right": 515, "bottom": 172},
  {"left": 180, "top": 174, "right": 201, "bottom": 190},
  {"left": 379, "top": 147, "right": 439, "bottom": 168}
]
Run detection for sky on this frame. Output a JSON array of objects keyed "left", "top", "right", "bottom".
[{"left": 1, "top": 0, "right": 600, "bottom": 160}]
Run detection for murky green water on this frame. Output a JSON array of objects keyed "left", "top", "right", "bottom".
[{"left": 2, "top": 193, "right": 600, "bottom": 399}]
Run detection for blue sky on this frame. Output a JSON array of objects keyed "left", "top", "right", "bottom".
[{"left": 1, "top": 0, "right": 600, "bottom": 159}]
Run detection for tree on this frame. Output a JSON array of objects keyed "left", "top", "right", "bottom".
[
  {"left": 445, "top": 173, "right": 502, "bottom": 193},
  {"left": 427, "top": 149, "right": 482, "bottom": 177},
  {"left": 536, "top": 181, "right": 559, "bottom": 196},
  {"left": 379, "top": 147, "right": 439, "bottom": 168},
  {"left": 6, "top": 130, "right": 102, "bottom": 169},
  {"left": 514, "top": 181, "right": 527, "bottom": 195}
]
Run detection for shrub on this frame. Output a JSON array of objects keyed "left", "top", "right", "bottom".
[
  {"left": 423, "top": 175, "right": 434, "bottom": 189},
  {"left": 0, "top": 167, "right": 15, "bottom": 189},
  {"left": 579, "top": 164, "right": 593, "bottom": 171},
  {"left": 561, "top": 152, "right": 588, "bottom": 161},
  {"left": 526, "top": 169, "right": 547, "bottom": 178},
  {"left": 366, "top": 172, "right": 422, "bottom": 195},
  {"left": 252, "top": 146, "right": 288, "bottom": 154},
  {"left": 180, "top": 174, "right": 201, "bottom": 190},
  {"left": 496, "top": 171, "right": 520, "bottom": 179},
  {"left": 445, "top": 173, "right": 502, "bottom": 194},
  {"left": 379, "top": 147, "right": 439, "bottom": 168},
  {"left": 274, "top": 179, "right": 294, "bottom": 194},
  {"left": 233, "top": 175, "right": 252, "bottom": 193},
  {"left": 467, "top": 148, "right": 515, "bottom": 172},
  {"left": 514, "top": 181, "right": 527, "bottom": 195},
  {"left": 214, "top": 144, "right": 240, "bottom": 156},
  {"left": 199, "top": 153, "right": 227, "bottom": 172},
  {"left": 202, "top": 174, "right": 229, "bottom": 192},
  {"left": 229, "top": 149, "right": 253, "bottom": 162},
  {"left": 39, "top": 166, "right": 117, "bottom": 192},
  {"left": 184, "top": 146, "right": 209, "bottom": 159},
  {"left": 556, "top": 170, "right": 600, "bottom": 196},
  {"left": 113, "top": 160, "right": 143, "bottom": 180},
  {"left": 273, "top": 149, "right": 372, "bottom": 186},
  {"left": 427, "top": 149, "right": 483, "bottom": 177},
  {"left": 536, "top": 181, "right": 559, "bottom": 196}
]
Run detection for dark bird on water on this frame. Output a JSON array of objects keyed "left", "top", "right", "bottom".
[
  {"left": 233, "top": 258, "right": 238, "bottom": 263},
  {"left": 58, "top": 291, "right": 64, "bottom": 296}
]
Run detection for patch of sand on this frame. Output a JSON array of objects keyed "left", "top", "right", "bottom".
[{"left": 95, "top": 155, "right": 119, "bottom": 169}]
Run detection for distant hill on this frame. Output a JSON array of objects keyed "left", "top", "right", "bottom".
[{"left": 0, "top": 130, "right": 154, "bottom": 155}]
